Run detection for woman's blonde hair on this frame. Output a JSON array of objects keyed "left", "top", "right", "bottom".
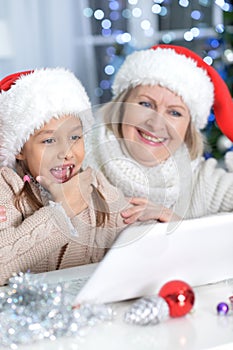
[{"left": 101, "top": 87, "right": 204, "bottom": 160}]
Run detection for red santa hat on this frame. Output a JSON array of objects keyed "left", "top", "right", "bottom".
[
  {"left": 0, "top": 68, "right": 92, "bottom": 167},
  {"left": 112, "top": 44, "right": 233, "bottom": 141}
]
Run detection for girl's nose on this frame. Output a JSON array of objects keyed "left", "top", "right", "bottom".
[{"left": 57, "top": 142, "right": 74, "bottom": 160}]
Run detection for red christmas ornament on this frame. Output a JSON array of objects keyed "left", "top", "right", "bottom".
[{"left": 158, "top": 280, "right": 195, "bottom": 318}]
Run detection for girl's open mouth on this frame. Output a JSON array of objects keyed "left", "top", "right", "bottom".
[{"left": 50, "top": 164, "right": 75, "bottom": 183}]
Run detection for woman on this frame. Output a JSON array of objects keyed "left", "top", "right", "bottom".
[{"left": 84, "top": 44, "right": 233, "bottom": 220}]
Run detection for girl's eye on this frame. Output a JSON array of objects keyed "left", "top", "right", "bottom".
[
  {"left": 43, "top": 138, "right": 55, "bottom": 144},
  {"left": 169, "top": 110, "right": 182, "bottom": 117},
  {"left": 70, "top": 135, "right": 81, "bottom": 141},
  {"left": 139, "top": 101, "right": 153, "bottom": 109}
]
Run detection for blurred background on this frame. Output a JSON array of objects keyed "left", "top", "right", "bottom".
[{"left": 0, "top": 0, "right": 232, "bottom": 160}]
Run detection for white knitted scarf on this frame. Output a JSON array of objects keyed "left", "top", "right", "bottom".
[{"left": 85, "top": 124, "right": 201, "bottom": 217}]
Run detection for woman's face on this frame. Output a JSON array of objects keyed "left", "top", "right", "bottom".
[
  {"left": 121, "top": 85, "right": 191, "bottom": 167},
  {"left": 16, "top": 115, "right": 85, "bottom": 183}
]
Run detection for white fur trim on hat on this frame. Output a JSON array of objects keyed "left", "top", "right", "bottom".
[
  {"left": 112, "top": 48, "right": 214, "bottom": 130},
  {"left": 0, "top": 68, "right": 92, "bottom": 168}
]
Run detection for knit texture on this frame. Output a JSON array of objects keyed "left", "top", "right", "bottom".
[
  {"left": 0, "top": 167, "right": 128, "bottom": 286},
  {"left": 84, "top": 124, "right": 233, "bottom": 219}
]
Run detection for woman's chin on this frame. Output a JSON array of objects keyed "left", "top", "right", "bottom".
[
  {"left": 128, "top": 148, "right": 170, "bottom": 166},
  {"left": 130, "top": 154, "right": 161, "bottom": 167}
]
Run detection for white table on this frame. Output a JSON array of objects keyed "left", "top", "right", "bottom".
[{"left": 1, "top": 264, "right": 233, "bottom": 350}]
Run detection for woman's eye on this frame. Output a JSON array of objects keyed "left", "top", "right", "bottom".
[
  {"left": 170, "top": 110, "right": 182, "bottom": 117},
  {"left": 43, "top": 138, "right": 55, "bottom": 144},
  {"left": 139, "top": 101, "right": 153, "bottom": 108}
]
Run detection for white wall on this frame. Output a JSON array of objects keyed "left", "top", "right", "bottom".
[
  {"left": 0, "top": 0, "right": 97, "bottom": 101},
  {"left": 0, "top": 0, "right": 223, "bottom": 105}
]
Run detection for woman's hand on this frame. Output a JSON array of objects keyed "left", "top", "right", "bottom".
[
  {"left": 121, "top": 197, "right": 180, "bottom": 224},
  {"left": 0, "top": 206, "right": 6, "bottom": 222},
  {"left": 37, "top": 167, "right": 93, "bottom": 217}
]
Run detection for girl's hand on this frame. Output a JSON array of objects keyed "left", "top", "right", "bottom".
[
  {"left": 37, "top": 167, "right": 93, "bottom": 217},
  {"left": 121, "top": 197, "right": 180, "bottom": 224},
  {"left": 0, "top": 206, "right": 6, "bottom": 222}
]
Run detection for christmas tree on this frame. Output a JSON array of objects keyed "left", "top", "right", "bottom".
[
  {"left": 83, "top": 1, "right": 233, "bottom": 160},
  {"left": 203, "top": 9, "right": 233, "bottom": 160}
]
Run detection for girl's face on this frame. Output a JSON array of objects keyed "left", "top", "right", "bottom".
[
  {"left": 16, "top": 115, "right": 85, "bottom": 183},
  {"left": 121, "top": 85, "right": 191, "bottom": 166}
]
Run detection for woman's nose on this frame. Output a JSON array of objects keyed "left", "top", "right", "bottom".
[{"left": 145, "top": 111, "right": 166, "bottom": 130}]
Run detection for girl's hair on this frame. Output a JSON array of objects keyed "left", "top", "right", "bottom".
[
  {"left": 15, "top": 160, "right": 43, "bottom": 213},
  {"left": 101, "top": 88, "right": 204, "bottom": 160},
  {"left": 15, "top": 160, "right": 109, "bottom": 226},
  {"left": 91, "top": 185, "right": 110, "bottom": 226}
]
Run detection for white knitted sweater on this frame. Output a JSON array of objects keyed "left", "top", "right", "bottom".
[{"left": 84, "top": 124, "right": 233, "bottom": 219}]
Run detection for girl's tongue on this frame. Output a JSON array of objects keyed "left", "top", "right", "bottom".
[{"left": 50, "top": 165, "right": 74, "bottom": 183}]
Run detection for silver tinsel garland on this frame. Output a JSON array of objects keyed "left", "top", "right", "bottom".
[{"left": 0, "top": 272, "right": 113, "bottom": 348}]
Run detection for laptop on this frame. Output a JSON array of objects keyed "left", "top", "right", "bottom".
[
  {"left": 72, "top": 213, "right": 233, "bottom": 305},
  {"left": 32, "top": 213, "right": 233, "bottom": 305}
]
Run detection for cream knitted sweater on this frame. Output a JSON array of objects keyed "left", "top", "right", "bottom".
[{"left": 0, "top": 167, "right": 128, "bottom": 286}]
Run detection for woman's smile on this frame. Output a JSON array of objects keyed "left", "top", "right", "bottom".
[
  {"left": 121, "top": 85, "right": 191, "bottom": 166},
  {"left": 136, "top": 127, "right": 168, "bottom": 146}
]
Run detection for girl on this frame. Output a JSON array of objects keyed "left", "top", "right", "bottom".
[
  {"left": 0, "top": 68, "right": 175, "bottom": 286},
  {"left": 84, "top": 44, "right": 233, "bottom": 220}
]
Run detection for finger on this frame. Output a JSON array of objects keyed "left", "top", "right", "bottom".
[
  {"left": 157, "top": 208, "right": 179, "bottom": 222},
  {"left": 126, "top": 197, "right": 148, "bottom": 205},
  {"left": 123, "top": 212, "right": 141, "bottom": 224},
  {"left": 121, "top": 205, "right": 146, "bottom": 218},
  {"left": 134, "top": 212, "right": 168, "bottom": 223},
  {"left": 78, "top": 179, "right": 93, "bottom": 194},
  {"left": 79, "top": 169, "right": 93, "bottom": 185},
  {"left": 85, "top": 166, "right": 93, "bottom": 174},
  {"left": 129, "top": 197, "right": 148, "bottom": 205},
  {"left": 137, "top": 207, "right": 174, "bottom": 222},
  {"left": 81, "top": 167, "right": 92, "bottom": 178},
  {"left": 159, "top": 212, "right": 181, "bottom": 222}
]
